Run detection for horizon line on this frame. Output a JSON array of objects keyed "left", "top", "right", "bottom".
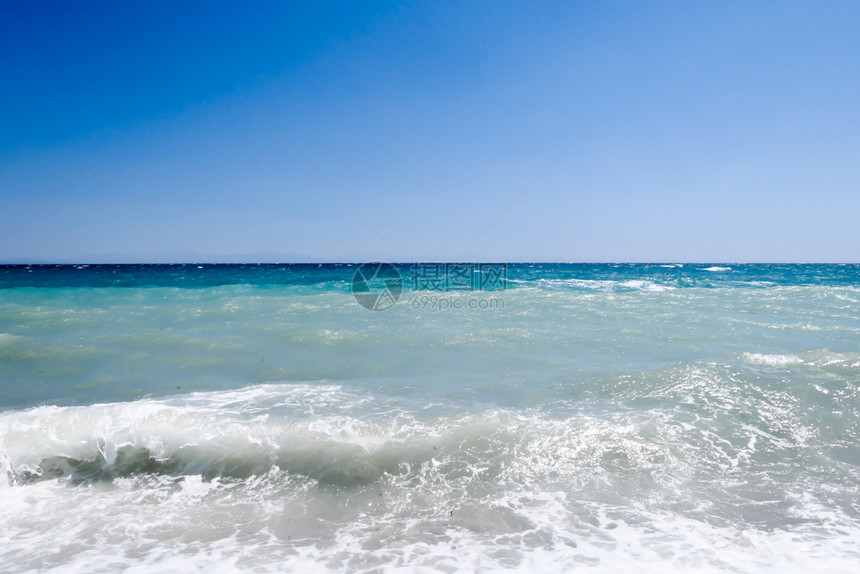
[{"left": 2, "top": 261, "right": 858, "bottom": 266}]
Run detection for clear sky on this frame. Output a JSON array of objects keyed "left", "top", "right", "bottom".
[{"left": 1, "top": 0, "right": 858, "bottom": 263}]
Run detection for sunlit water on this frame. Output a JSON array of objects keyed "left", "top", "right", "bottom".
[{"left": 1, "top": 264, "right": 859, "bottom": 572}]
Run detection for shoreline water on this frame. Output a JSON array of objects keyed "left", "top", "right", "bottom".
[{"left": 2, "top": 264, "right": 859, "bottom": 572}]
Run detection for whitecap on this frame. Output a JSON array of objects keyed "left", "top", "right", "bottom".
[{"left": 741, "top": 353, "right": 804, "bottom": 367}]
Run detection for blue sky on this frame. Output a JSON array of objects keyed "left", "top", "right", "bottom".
[{"left": 1, "top": 0, "right": 858, "bottom": 262}]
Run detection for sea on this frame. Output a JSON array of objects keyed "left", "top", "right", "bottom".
[{"left": 1, "top": 263, "right": 859, "bottom": 573}]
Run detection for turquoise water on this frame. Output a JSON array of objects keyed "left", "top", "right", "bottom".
[{"left": 1, "top": 264, "right": 859, "bottom": 572}]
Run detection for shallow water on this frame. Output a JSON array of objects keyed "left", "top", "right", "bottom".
[{"left": 2, "top": 264, "right": 859, "bottom": 572}]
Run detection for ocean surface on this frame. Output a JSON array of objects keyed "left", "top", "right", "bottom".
[{"left": 1, "top": 263, "right": 859, "bottom": 573}]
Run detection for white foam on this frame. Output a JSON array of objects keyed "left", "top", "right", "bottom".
[
  {"left": 2, "top": 472, "right": 858, "bottom": 573},
  {"left": 741, "top": 353, "right": 804, "bottom": 367},
  {"left": 526, "top": 278, "right": 676, "bottom": 292},
  {"left": 1, "top": 386, "right": 858, "bottom": 572},
  {"left": 704, "top": 266, "right": 731, "bottom": 272}
]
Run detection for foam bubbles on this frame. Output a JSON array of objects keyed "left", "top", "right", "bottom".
[
  {"left": 1, "top": 381, "right": 859, "bottom": 572},
  {"left": 742, "top": 353, "right": 804, "bottom": 367}
]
